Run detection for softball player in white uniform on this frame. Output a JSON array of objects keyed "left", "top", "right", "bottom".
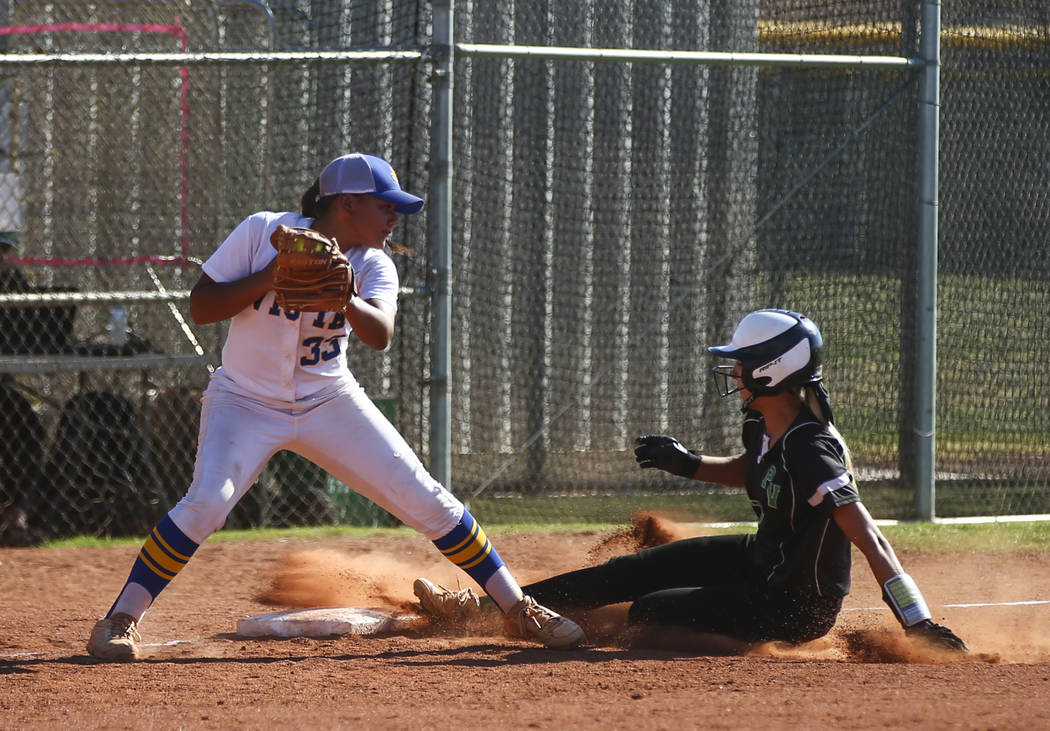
[{"left": 87, "top": 153, "right": 584, "bottom": 660}]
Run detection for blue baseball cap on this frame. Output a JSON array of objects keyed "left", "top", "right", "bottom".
[{"left": 318, "top": 153, "right": 425, "bottom": 214}]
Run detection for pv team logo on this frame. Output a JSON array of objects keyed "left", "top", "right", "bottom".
[{"left": 761, "top": 466, "right": 781, "bottom": 508}]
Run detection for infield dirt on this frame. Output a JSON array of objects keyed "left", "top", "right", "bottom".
[{"left": 2, "top": 515, "right": 1048, "bottom": 729}]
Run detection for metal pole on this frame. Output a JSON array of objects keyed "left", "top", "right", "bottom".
[
  {"left": 915, "top": 0, "right": 940, "bottom": 520},
  {"left": 428, "top": 0, "right": 454, "bottom": 491}
]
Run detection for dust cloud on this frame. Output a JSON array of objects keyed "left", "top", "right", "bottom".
[
  {"left": 255, "top": 549, "right": 422, "bottom": 611},
  {"left": 254, "top": 513, "right": 1048, "bottom": 663}
]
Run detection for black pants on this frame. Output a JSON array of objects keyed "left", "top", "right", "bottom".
[{"left": 523, "top": 534, "right": 841, "bottom": 644}]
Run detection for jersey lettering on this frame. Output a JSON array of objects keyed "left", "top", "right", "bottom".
[
  {"left": 301, "top": 335, "right": 341, "bottom": 366},
  {"left": 254, "top": 300, "right": 345, "bottom": 330},
  {"left": 761, "top": 466, "right": 781, "bottom": 509},
  {"left": 249, "top": 297, "right": 285, "bottom": 318}
]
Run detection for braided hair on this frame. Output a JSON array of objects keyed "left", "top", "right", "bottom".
[{"left": 803, "top": 380, "right": 854, "bottom": 471}]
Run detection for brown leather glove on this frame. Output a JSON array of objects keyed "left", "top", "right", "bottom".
[{"left": 270, "top": 225, "right": 354, "bottom": 312}]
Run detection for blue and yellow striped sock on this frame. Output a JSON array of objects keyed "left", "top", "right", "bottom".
[
  {"left": 432, "top": 510, "right": 506, "bottom": 590},
  {"left": 106, "top": 515, "right": 199, "bottom": 617}
]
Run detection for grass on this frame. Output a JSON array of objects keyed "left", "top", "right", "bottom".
[
  {"left": 466, "top": 491, "right": 758, "bottom": 526},
  {"left": 43, "top": 524, "right": 418, "bottom": 549},
  {"left": 42, "top": 521, "right": 637, "bottom": 549},
  {"left": 784, "top": 269, "right": 1050, "bottom": 462},
  {"left": 40, "top": 517, "right": 1050, "bottom": 553},
  {"left": 876, "top": 520, "right": 1050, "bottom": 553}
]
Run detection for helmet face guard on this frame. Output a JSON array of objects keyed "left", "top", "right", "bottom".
[
  {"left": 711, "top": 363, "right": 743, "bottom": 399},
  {"left": 708, "top": 309, "right": 824, "bottom": 405}
]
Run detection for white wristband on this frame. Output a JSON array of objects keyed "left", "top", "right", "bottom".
[{"left": 882, "top": 573, "right": 932, "bottom": 627}]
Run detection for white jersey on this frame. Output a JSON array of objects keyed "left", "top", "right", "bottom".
[{"left": 202, "top": 210, "right": 399, "bottom": 403}]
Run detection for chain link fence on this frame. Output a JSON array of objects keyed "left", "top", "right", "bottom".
[
  {"left": 0, "top": 0, "right": 431, "bottom": 541},
  {"left": 0, "top": 0, "right": 1047, "bottom": 542}
]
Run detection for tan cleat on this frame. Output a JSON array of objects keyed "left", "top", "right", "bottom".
[
  {"left": 506, "top": 595, "right": 586, "bottom": 649},
  {"left": 413, "top": 578, "right": 484, "bottom": 623},
  {"left": 87, "top": 612, "right": 141, "bottom": 661}
]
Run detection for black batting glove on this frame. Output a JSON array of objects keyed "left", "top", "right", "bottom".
[
  {"left": 634, "top": 435, "right": 702, "bottom": 479},
  {"left": 905, "top": 619, "right": 969, "bottom": 653}
]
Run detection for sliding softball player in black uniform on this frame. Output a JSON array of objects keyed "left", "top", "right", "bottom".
[{"left": 414, "top": 309, "right": 967, "bottom": 651}]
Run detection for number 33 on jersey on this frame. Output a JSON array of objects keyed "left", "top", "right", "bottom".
[{"left": 251, "top": 298, "right": 347, "bottom": 366}]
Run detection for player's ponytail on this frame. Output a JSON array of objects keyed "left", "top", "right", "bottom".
[
  {"left": 300, "top": 179, "right": 338, "bottom": 219},
  {"left": 804, "top": 381, "right": 854, "bottom": 471},
  {"left": 300, "top": 179, "right": 321, "bottom": 217},
  {"left": 300, "top": 180, "right": 340, "bottom": 220}
]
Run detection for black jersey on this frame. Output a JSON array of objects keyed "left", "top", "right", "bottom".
[{"left": 742, "top": 407, "right": 860, "bottom": 597}]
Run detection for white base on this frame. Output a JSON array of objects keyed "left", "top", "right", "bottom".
[{"left": 237, "top": 607, "right": 420, "bottom": 638}]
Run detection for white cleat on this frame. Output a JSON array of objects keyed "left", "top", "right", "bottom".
[
  {"left": 413, "top": 577, "right": 484, "bottom": 623},
  {"left": 87, "top": 612, "right": 141, "bottom": 661},
  {"left": 506, "top": 595, "right": 586, "bottom": 649}
]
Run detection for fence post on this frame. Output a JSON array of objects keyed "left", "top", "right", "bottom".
[
  {"left": 915, "top": 0, "right": 940, "bottom": 521},
  {"left": 428, "top": 0, "right": 454, "bottom": 492}
]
